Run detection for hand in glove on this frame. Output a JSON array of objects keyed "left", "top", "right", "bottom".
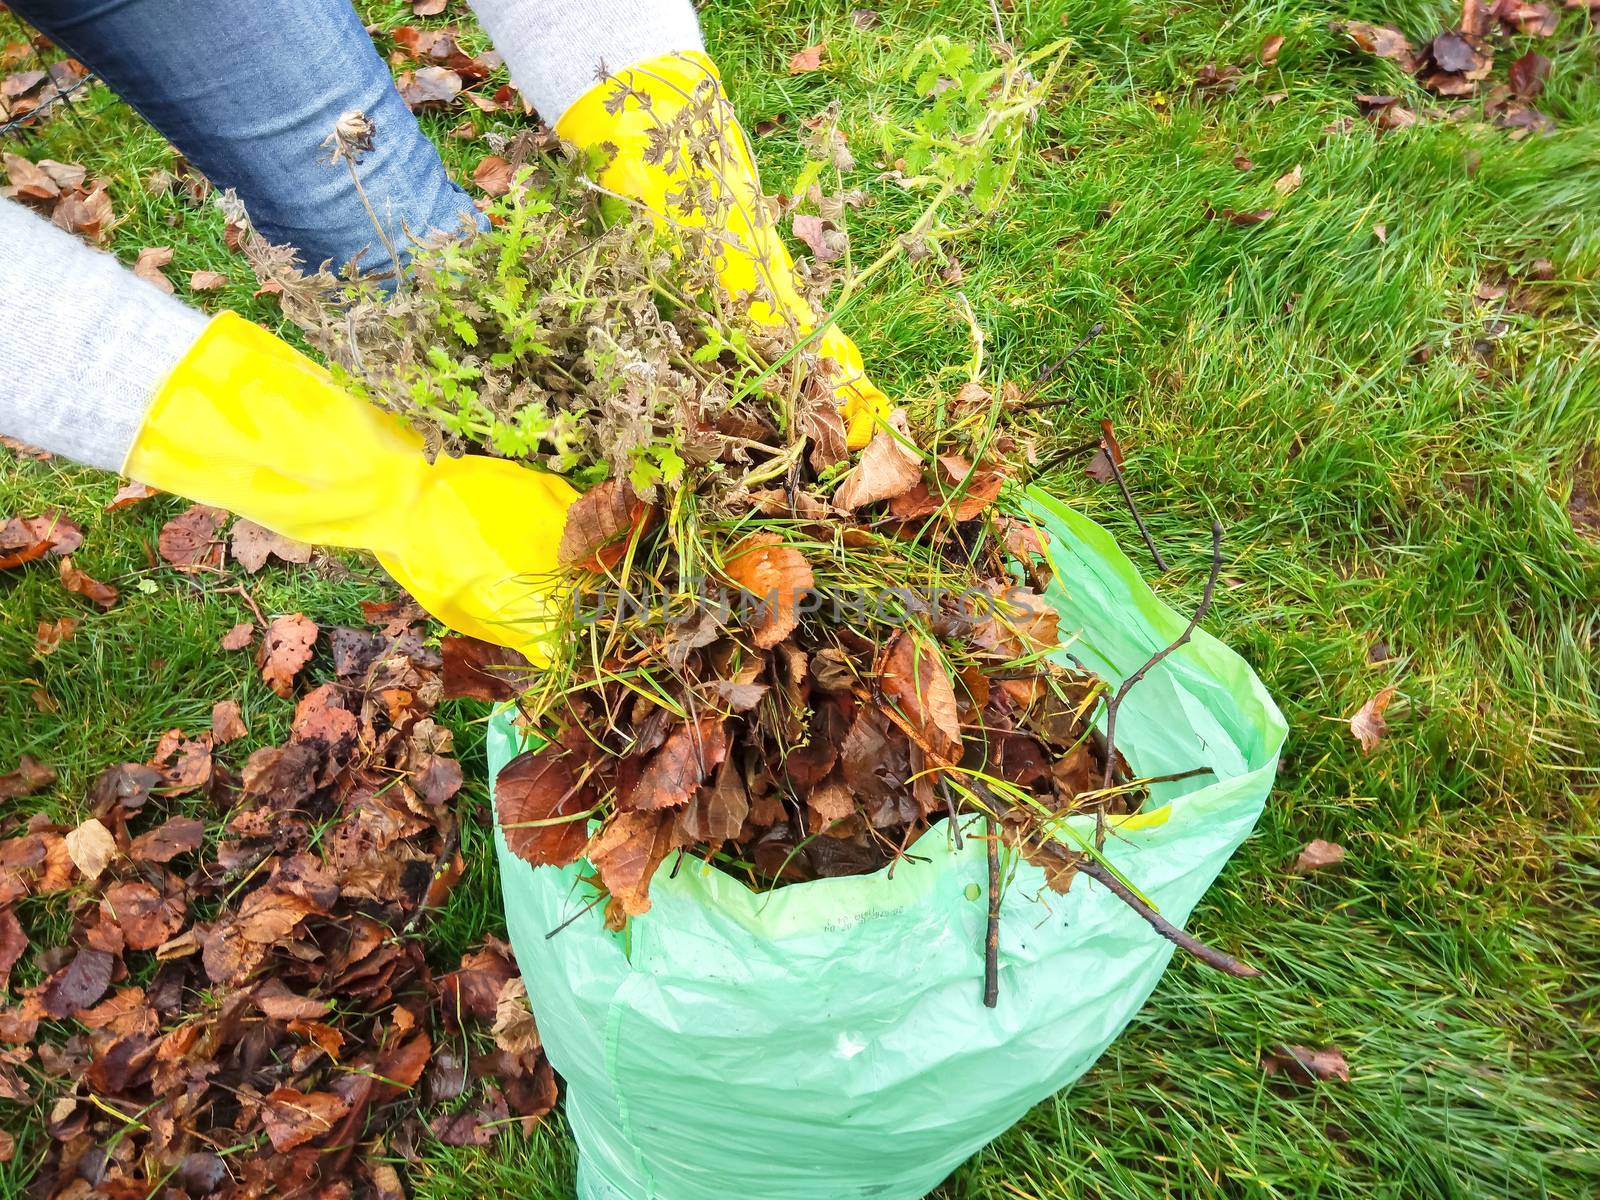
[
  {"left": 556, "top": 51, "right": 891, "bottom": 449},
  {"left": 125, "top": 313, "right": 577, "bottom": 659}
]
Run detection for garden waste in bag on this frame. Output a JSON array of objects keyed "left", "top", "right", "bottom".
[{"left": 489, "top": 489, "right": 1287, "bottom": 1200}]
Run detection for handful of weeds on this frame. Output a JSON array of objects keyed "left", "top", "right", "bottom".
[{"left": 250, "top": 35, "right": 1254, "bottom": 989}]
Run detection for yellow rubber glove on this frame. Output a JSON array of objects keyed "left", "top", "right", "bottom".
[
  {"left": 556, "top": 51, "right": 890, "bottom": 449},
  {"left": 123, "top": 312, "right": 577, "bottom": 659}
]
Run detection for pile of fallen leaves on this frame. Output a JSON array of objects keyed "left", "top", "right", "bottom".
[{"left": 0, "top": 599, "right": 556, "bottom": 1195}]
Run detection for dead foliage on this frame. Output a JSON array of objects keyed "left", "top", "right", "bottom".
[{"left": 0, "top": 601, "right": 555, "bottom": 1197}]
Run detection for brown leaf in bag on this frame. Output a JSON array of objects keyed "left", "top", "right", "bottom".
[
  {"left": 441, "top": 634, "right": 537, "bottom": 700},
  {"left": 587, "top": 809, "right": 676, "bottom": 916},
  {"left": 496, "top": 747, "right": 594, "bottom": 867},
  {"left": 628, "top": 717, "right": 728, "bottom": 811},
  {"left": 879, "top": 631, "right": 962, "bottom": 765},
  {"left": 723, "top": 533, "right": 814, "bottom": 649},
  {"left": 558, "top": 479, "right": 653, "bottom": 569},
  {"left": 833, "top": 409, "right": 921, "bottom": 510}
]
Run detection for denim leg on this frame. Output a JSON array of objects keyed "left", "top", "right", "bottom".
[{"left": 11, "top": 0, "right": 484, "bottom": 276}]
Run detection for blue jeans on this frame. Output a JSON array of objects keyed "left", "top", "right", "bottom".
[{"left": 11, "top": 0, "right": 484, "bottom": 277}]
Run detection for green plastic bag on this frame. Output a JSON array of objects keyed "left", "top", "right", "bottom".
[{"left": 489, "top": 490, "right": 1286, "bottom": 1200}]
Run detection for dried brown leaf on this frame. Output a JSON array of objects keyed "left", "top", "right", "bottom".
[
  {"left": 557, "top": 479, "right": 651, "bottom": 569},
  {"left": 473, "top": 154, "right": 514, "bottom": 196},
  {"left": 880, "top": 631, "right": 962, "bottom": 765},
  {"left": 105, "top": 480, "right": 156, "bottom": 510},
  {"left": 491, "top": 977, "right": 540, "bottom": 1055},
  {"left": 587, "top": 810, "right": 676, "bottom": 916},
  {"left": 1262, "top": 1044, "right": 1351, "bottom": 1083},
  {"left": 211, "top": 699, "right": 248, "bottom": 743},
  {"left": 65, "top": 818, "right": 117, "bottom": 880},
  {"left": 220, "top": 621, "right": 254, "bottom": 651},
  {"left": 129, "top": 816, "right": 205, "bottom": 864},
  {"left": 102, "top": 880, "right": 186, "bottom": 951},
  {"left": 260, "top": 1086, "right": 351, "bottom": 1151},
  {"left": 1295, "top": 838, "right": 1347, "bottom": 871},
  {"left": 229, "top": 519, "right": 312, "bottom": 573},
  {"left": 629, "top": 717, "right": 728, "bottom": 811},
  {"left": 496, "top": 747, "right": 594, "bottom": 867},
  {"left": 41, "top": 948, "right": 113, "bottom": 1018},
  {"left": 1349, "top": 685, "right": 1396, "bottom": 753},
  {"left": 132, "top": 246, "right": 175, "bottom": 294},
  {"left": 58, "top": 557, "right": 118, "bottom": 609},
  {"left": 258, "top": 614, "right": 318, "bottom": 697},
  {"left": 832, "top": 409, "right": 921, "bottom": 510},
  {"left": 0, "top": 756, "right": 55, "bottom": 800},
  {"left": 788, "top": 42, "right": 826, "bottom": 73},
  {"left": 722, "top": 533, "right": 814, "bottom": 649},
  {"left": 158, "top": 504, "right": 227, "bottom": 568}
]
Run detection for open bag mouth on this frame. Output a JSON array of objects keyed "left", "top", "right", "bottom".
[{"left": 487, "top": 491, "right": 1285, "bottom": 1200}]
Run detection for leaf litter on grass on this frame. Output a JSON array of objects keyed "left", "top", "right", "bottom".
[{"left": 0, "top": 600, "right": 556, "bottom": 1197}]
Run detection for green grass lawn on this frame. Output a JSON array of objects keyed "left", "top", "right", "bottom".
[{"left": 2, "top": 0, "right": 1598, "bottom": 1196}]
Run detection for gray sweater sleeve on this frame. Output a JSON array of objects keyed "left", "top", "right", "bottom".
[
  {"left": 0, "top": 198, "right": 208, "bottom": 470},
  {"left": 466, "top": 0, "right": 703, "bottom": 122}
]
